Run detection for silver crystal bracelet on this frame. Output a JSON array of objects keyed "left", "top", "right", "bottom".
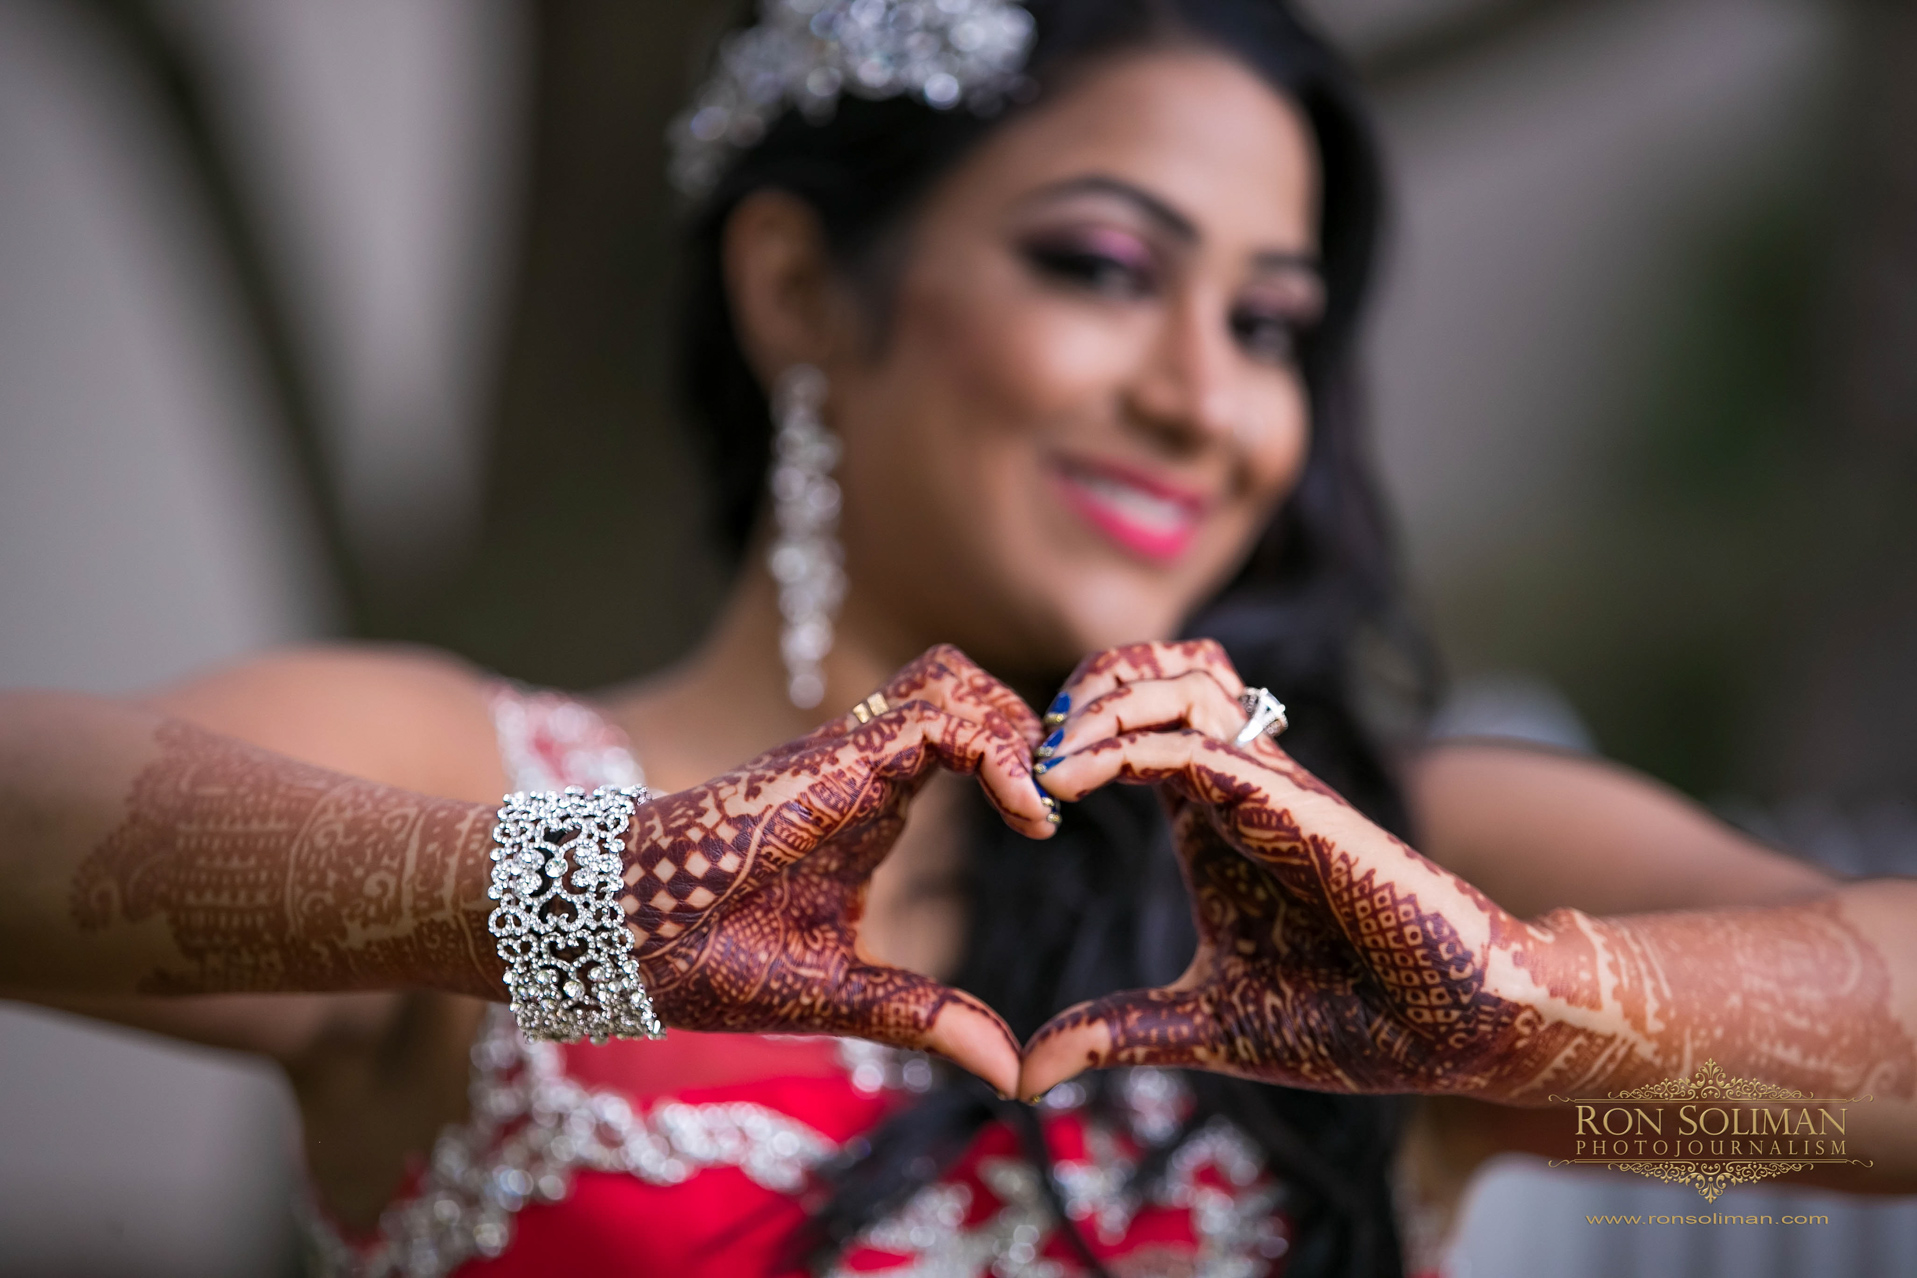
[{"left": 487, "top": 785, "right": 666, "bottom": 1044}]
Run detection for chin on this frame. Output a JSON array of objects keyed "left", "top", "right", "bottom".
[
  {"left": 932, "top": 533, "right": 1213, "bottom": 680},
  {"left": 1047, "top": 580, "right": 1195, "bottom": 663}
]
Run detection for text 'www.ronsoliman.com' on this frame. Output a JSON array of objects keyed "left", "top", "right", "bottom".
[{"left": 1585, "top": 1213, "right": 1831, "bottom": 1226}]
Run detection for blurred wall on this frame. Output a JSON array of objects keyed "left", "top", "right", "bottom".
[
  {"left": 0, "top": 1, "right": 522, "bottom": 1272},
  {"left": 1361, "top": 0, "right": 1838, "bottom": 797}
]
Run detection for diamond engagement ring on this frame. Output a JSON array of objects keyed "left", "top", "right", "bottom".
[{"left": 1234, "top": 688, "right": 1288, "bottom": 746}]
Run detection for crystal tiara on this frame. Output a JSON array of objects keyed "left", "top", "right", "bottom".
[{"left": 668, "top": 0, "right": 1038, "bottom": 201}]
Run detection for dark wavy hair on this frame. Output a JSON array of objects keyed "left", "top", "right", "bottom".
[{"left": 676, "top": 3, "right": 1427, "bottom": 1274}]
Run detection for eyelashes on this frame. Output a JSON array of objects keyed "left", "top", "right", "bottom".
[
  {"left": 1230, "top": 308, "right": 1309, "bottom": 366},
  {"left": 1016, "top": 236, "right": 1319, "bottom": 366},
  {"left": 1019, "top": 240, "right": 1157, "bottom": 298}
]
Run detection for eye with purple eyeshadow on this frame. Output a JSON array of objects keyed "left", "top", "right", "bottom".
[
  {"left": 1017, "top": 225, "right": 1159, "bottom": 298},
  {"left": 1016, "top": 217, "right": 1322, "bottom": 368}
]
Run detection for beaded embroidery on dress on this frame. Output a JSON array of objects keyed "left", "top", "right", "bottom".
[{"left": 300, "top": 683, "right": 1290, "bottom": 1277}]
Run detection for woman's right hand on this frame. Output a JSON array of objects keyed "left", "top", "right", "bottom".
[{"left": 621, "top": 645, "right": 1051, "bottom": 1098}]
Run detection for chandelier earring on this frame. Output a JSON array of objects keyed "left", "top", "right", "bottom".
[{"left": 768, "top": 363, "right": 845, "bottom": 710}]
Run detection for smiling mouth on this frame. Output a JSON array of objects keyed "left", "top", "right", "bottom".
[{"left": 1050, "top": 458, "right": 1207, "bottom": 563}]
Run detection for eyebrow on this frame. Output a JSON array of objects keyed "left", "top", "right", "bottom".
[{"left": 1019, "top": 173, "right": 1321, "bottom": 277}]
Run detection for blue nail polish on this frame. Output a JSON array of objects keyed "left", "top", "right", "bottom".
[
  {"left": 1043, "top": 693, "right": 1071, "bottom": 725},
  {"left": 1034, "top": 756, "right": 1059, "bottom": 774},
  {"left": 1036, "top": 728, "right": 1064, "bottom": 759}
]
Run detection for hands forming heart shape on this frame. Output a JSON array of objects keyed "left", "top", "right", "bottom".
[
  {"left": 620, "top": 645, "right": 1050, "bottom": 1097},
  {"left": 617, "top": 643, "right": 1645, "bottom": 1107}
]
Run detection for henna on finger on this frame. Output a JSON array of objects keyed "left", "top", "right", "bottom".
[
  {"left": 1037, "top": 670, "right": 1249, "bottom": 771},
  {"left": 877, "top": 644, "right": 1045, "bottom": 750},
  {"left": 1056, "top": 639, "right": 1244, "bottom": 710}
]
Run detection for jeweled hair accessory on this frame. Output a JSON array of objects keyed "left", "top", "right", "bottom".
[
  {"left": 488, "top": 785, "right": 665, "bottom": 1045},
  {"left": 669, "top": 0, "right": 1037, "bottom": 200}
]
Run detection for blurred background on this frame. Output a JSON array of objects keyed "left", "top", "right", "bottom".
[{"left": 2, "top": 0, "right": 1915, "bottom": 1273}]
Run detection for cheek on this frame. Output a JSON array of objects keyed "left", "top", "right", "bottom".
[
  {"left": 827, "top": 262, "right": 1161, "bottom": 662},
  {"left": 1250, "top": 373, "right": 1312, "bottom": 501},
  {"left": 1208, "top": 370, "right": 1312, "bottom": 561},
  {"left": 903, "top": 258, "right": 1144, "bottom": 424}
]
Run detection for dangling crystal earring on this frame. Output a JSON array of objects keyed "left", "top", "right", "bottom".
[{"left": 768, "top": 364, "right": 845, "bottom": 709}]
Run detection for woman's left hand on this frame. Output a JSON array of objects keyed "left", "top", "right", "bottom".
[{"left": 1019, "top": 641, "right": 1585, "bottom": 1104}]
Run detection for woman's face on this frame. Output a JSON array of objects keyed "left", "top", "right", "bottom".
[{"left": 824, "top": 48, "right": 1324, "bottom": 679}]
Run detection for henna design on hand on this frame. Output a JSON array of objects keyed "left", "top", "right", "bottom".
[
  {"left": 616, "top": 646, "right": 1047, "bottom": 1093},
  {"left": 71, "top": 722, "right": 503, "bottom": 997},
  {"left": 1025, "top": 725, "right": 1917, "bottom": 1106},
  {"left": 1046, "top": 639, "right": 1291, "bottom": 766}
]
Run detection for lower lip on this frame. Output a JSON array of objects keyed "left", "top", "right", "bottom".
[{"left": 1050, "top": 467, "right": 1202, "bottom": 563}]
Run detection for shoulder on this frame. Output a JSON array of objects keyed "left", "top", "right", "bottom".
[{"left": 137, "top": 643, "right": 511, "bottom": 803}]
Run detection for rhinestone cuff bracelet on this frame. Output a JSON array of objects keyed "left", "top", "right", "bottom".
[{"left": 487, "top": 785, "right": 666, "bottom": 1044}]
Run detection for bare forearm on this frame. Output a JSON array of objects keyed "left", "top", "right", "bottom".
[{"left": 0, "top": 692, "right": 505, "bottom": 999}]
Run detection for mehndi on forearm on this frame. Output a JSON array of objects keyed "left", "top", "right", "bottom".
[
  {"left": 68, "top": 720, "right": 505, "bottom": 998},
  {"left": 1496, "top": 896, "right": 1917, "bottom": 1103}
]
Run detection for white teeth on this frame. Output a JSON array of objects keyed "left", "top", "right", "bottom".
[{"left": 1072, "top": 471, "right": 1192, "bottom": 532}]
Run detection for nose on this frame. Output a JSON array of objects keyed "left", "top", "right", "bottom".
[{"left": 1121, "top": 288, "right": 1245, "bottom": 452}]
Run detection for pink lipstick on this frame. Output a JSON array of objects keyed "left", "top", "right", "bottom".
[{"left": 1050, "top": 456, "right": 1207, "bottom": 563}]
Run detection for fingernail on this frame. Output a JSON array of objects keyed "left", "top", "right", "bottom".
[
  {"left": 1043, "top": 693, "right": 1070, "bottom": 726},
  {"left": 1047, "top": 810, "right": 1062, "bottom": 826},
  {"left": 1041, "top": 794, "right": 1058, "bottom": 811},
  {"left": 1034, "top": 756, "right": 1059, "bottom": 774},
  {"left": 1035, "top": 728, "right": 1064, "bottom": 759}
]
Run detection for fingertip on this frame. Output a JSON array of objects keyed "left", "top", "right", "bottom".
[
  {"left": 974, "top": 746, "right": 1055, "bottom": 834},
  {"left": 926, "top": 999, "right": 1020, "bottom": 1100},
  {"left": 1017, "top": 1017, "right": 1110, "bottom": 1103},
  {"left": 1033, "top": 752, "right": 1096, "bottom": 803}
]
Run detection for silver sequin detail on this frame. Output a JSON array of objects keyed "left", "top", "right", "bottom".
[
  {"left": 303, "top": 1008, "right": 841, "bottom": 1276},
  {"left": 838, "top": 1035, "right": 939, "bottom": 1095},
  {"left": 825, "top": 1103, "right": 1288, "bottom": 1278},
  {"left": 488, "top": 685, "right": 645, "bottom": 793}
]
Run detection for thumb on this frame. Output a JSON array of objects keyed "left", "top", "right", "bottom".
[
  {"left": 817, "top": 962, "right": 1021, "bottom": 1100},
  {"left": 1018, "top": 985, "right": 1222, "bottom": 1102}
]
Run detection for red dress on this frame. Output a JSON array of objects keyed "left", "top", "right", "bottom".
[{"left": 302, "top": 686, "right": 1292, "bottom": 1278}]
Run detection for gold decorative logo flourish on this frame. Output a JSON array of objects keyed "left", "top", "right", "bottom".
[{"left": 1545, "top": 1059, "right": 1874, "bottom": 1202}]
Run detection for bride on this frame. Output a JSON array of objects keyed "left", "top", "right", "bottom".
[{"left": 2, "top": 1, "right": 1911, "bottom": 1275}]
